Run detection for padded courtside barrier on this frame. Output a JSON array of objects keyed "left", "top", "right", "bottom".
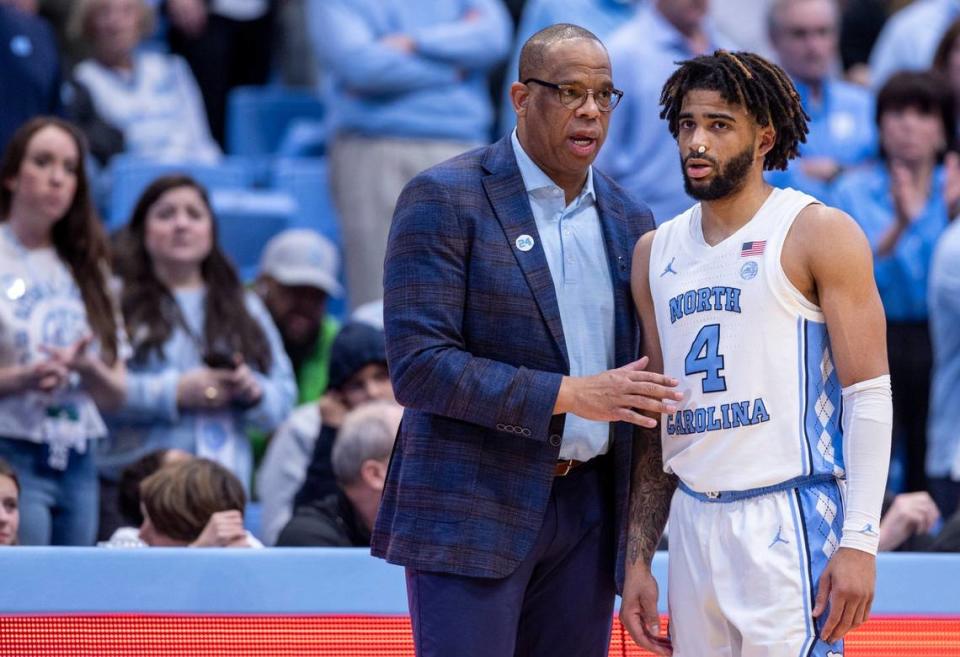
[{"left": 1, "top": 550, "right": 958, "bottom": 655}]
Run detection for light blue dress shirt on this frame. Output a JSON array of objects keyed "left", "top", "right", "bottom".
[
  {"left": 927, "top": 219, "right": 960, "bottom": 478},
  {"left": 511, "top": 131, "right": 615, "bottom": 461},
  {"left": 497, "top": 0, "right": 641, "bottom": 137},
  {"left": 767, "top": 77, "right": 876, "bottom": 200},
  {"left": 595, "top": 3, "right": 735, "bottom": 225},
  {"left": 869, "top": 0, "right": 960, "bottom": 89},
  {"left": 831, "top": 162, "right": 949, "bottom": 321},
  {"left": 307, "top": 0, "right": 511, "bottom": 143}
]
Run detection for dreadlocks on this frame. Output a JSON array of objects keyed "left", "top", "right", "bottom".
[{"left": 659, "top": 50, "right": 809, "bottom": 171}]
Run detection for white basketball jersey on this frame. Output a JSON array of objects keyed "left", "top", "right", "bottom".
[{"left": 649, "top": 187, "right": 846, "bottom": 493}]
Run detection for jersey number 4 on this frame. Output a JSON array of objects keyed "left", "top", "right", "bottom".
[{"left": 684, "top": 324, "right": 727, "bottom": 393}]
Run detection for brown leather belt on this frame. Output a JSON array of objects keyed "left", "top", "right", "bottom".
[{"left": 554, "top": 459, "right": 584, "bottom": 477}]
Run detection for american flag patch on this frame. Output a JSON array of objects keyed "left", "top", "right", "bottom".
[{"left": 740, "top": 241, "right": 766, "bottom": 257}]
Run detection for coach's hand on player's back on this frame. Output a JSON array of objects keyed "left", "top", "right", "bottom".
[
  {"left": 813, "top": 547, "right": 876, "bottom": 643},
  {"left": 554, "top": 356, "right": 682, "bottom": 428}
]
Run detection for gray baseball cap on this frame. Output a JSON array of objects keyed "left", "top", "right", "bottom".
[{"left": 259, "top": 229, "right": 343, "bottom": 297}]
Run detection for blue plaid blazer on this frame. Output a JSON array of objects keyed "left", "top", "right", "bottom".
[{"left": 371, "top": 136, "right": 655, "bottom": 586}]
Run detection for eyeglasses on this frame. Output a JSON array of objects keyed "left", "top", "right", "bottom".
[{"left": 523, "top": 78, "right": 624, "bottom": 112}]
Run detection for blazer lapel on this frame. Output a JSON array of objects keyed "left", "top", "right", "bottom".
[
  {"left": 482, "top": 138, "right": 569, "bottom": 369},
  {"left": 594, "top": 176, "right": 637, "bottom": 367}
]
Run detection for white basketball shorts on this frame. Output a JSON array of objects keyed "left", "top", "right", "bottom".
[{"left": 668, "top": 476, "right": 847, "bottom": 657}]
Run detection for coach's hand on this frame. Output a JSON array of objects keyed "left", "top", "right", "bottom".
[
  {"left": 813, "top": 547, "right": 876, "bottom": 643},
  {"left": 621, "top": 563, "right": 672, "bottom": 655},
  {"left": 554, "top": 357, "right": 681, "bottom": 428}
]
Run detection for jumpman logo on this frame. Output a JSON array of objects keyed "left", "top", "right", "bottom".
[
  {"left": 768, "top": 525, "right": 790, "bottom": 548},
  {"left": 858, "top": 523, "right": 878, "bottom": 537},
  {"left": 660, "top": 257, "right": 678, "bottom": 277},
  {"left": 826, "top": 651, "right": 843, "bottom": 657}
]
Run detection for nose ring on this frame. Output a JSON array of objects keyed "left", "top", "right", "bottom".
[{"left": 697, "top": 145, "right": 706, "bottom": 154}]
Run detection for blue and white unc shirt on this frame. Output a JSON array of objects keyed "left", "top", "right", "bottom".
[
  {"left": 0, "top": 223, "right": 111, "bottom": 456},
  {"left": 649, "top": 187, "right": 846, "bottom": 493}
]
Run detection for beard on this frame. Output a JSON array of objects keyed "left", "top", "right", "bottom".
[
  {"left": 681, "top": 145, "right": 755, "bottom": 201},
  {"left": 280, "top": 321, "right": 320, "bottom": 372}
]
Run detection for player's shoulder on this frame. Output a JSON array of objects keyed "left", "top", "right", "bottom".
[
  {"left": 794, "top": 202, "right": 865, "bottom": 242},
  {"left": 633, "top": 227, "right": 657, "bottom": 259},
  {"left": 791, "top": 202, "right": 872, "bottom": 266}
]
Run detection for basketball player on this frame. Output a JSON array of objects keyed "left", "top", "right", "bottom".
[{"left": 622, "top": 51, "right": 893, "bottom": 656}]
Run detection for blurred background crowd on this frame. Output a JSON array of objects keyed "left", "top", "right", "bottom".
[{"left": 0, "top": 0, "right": 959, "bottom": 554}]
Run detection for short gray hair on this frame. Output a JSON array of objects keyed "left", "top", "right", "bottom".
[
  {"left": 332, "top": 401, "right": 402, "bottom": 486},
  {"left": 767, "top": 0, "right": 838, "bottom": 38}
]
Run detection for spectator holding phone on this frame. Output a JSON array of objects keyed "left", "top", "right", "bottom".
[{"left": 99, "top": 174, "right": 295, "bottom": 495}]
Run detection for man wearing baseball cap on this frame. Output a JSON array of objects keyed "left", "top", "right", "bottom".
[{"left": 255, "top": 229, "right": 343, "bottom": 403}]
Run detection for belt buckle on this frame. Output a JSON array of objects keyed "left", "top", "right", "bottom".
[
  {"left": 706, "top": 491, "right": 720, "bottom": 500},
  {"left": 556, "top": 459, "right": 576, "bottom": 477}
]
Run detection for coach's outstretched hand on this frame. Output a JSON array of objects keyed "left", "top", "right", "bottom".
[
  {"left": 554, "top": 356, "right": 681, "bottom": 428},
  {"left": 621, "top": 563, "right": 672, "bottom": 656},
  {"left": 813, "top": 547, "right": 876, "bottom": 643}
]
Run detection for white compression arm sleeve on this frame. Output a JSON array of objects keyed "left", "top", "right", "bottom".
[{"left": 839, "top": 374, "right": 892, "bottom": 554}]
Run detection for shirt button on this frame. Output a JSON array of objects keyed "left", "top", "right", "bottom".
[{"left": 549, "top": 434, "right": 562, "bottom": 447}]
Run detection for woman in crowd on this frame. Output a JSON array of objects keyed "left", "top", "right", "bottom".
[
  {"left": 100, "top": 174, "right": 294, "bottom": 493},
  {"left": 831, "top": 70, "right": 960, "bottom": 494},
  {"left": 139, "top": 457, "right": 260, "bottom": 548},
  {"left": 0, "top": 117, "right": 126, "bottom": 545},
  {"left": 0, "top": 458, "right": 20, "bottom": 546},
  {"left": 66, "top": 0, "right": 220, "bottom": 165}
]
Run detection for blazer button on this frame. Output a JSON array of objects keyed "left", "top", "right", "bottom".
[
  {"left": 496, "top": 424, "right": 505, "bottom": 431},
  {"left": 521, "top": 428, "right": 531, "bottom": 437},
  {"left": 549, "top": 434, "right": 562, "bottom": 447}
]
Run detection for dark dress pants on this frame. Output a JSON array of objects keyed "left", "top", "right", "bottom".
[
  {"left": 168, "top": 9, "right": 275, "bottom": 147},
  {"left": 888, "top": 321, "right": 932, "bottom": 493},
  {"left": 405, "top": 457, "right": 617, "bottom": 657}
]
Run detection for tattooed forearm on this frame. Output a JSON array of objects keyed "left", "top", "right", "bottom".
[{"left": 626, "top": 426, "right": 677, "bottom": 566}]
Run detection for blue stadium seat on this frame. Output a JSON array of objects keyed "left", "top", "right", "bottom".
[
  {"left": 226, "top": 86, "right": 326, "bottom": 157},
  {"left": 269, "top": 158, "right": 347, "bottom": 316},
  {"left": 209, "top": 188, "right": 296, "bottom": 282},
  {"left": 277, "top": 118, "right": 327, "bottom": 158},
  {"left": 269, "top": 157, "right": 341, "bottom": 245},
  {"left": 107, "top": 155, "right": 257, "bottom": 230}
]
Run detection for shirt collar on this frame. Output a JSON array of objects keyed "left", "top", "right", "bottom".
[{"left": 511, "top": 129, "right": 596, "bottom": 205}]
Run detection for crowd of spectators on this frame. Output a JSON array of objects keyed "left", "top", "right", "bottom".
[{"left": 0, "top": 0, "right": 958, "bottom": 555}]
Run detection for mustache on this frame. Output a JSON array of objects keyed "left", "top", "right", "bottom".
[{"left": 683, "top": 151, "right": 719, "bottom": 166}]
